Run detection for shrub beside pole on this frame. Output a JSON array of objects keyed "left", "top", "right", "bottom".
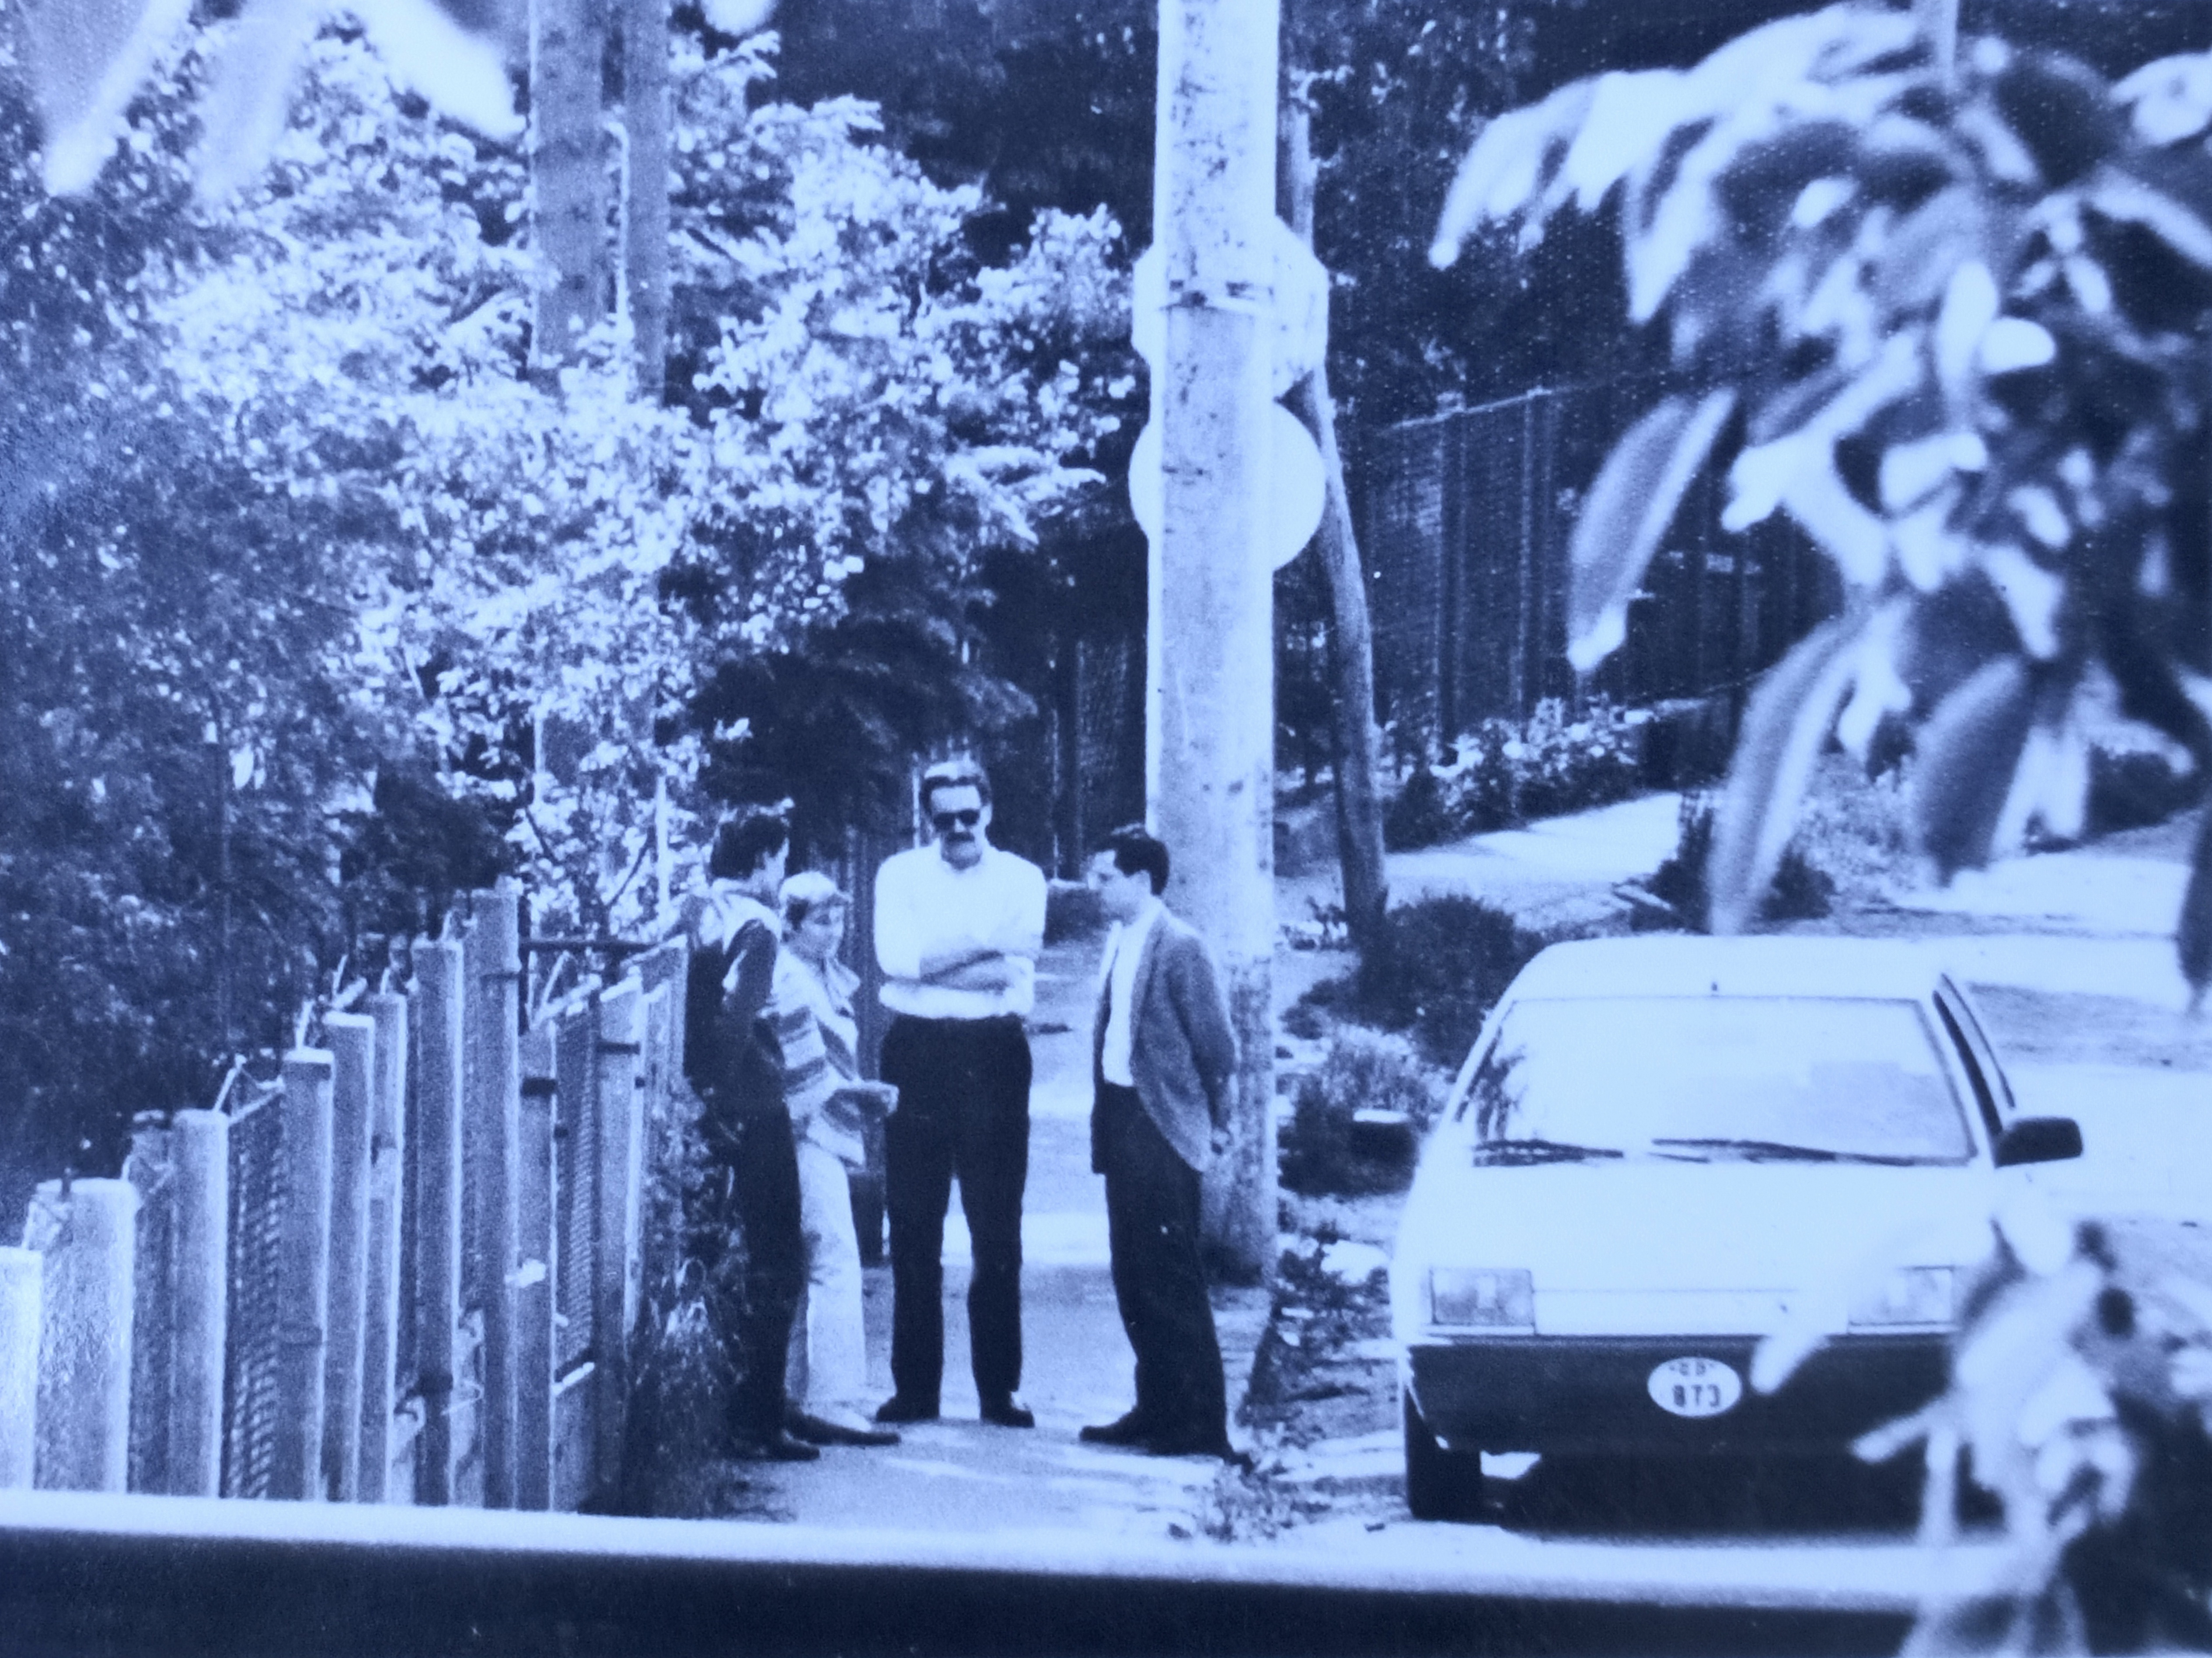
[
  {"left": 0, "top": 1246, "right": 41, "bottom": 1488},
  {"left": 272, "top": 1049, "right": 335, "bottom": 1501},
  {"left": 323, "top": 1014, "right": 376, "bottom": 1502},
  {"left": 169, "top": 1109, "right": 228, "bottom": 1498},
  {"left": 413, "top": 935, "right": 465, "bottom": 1506},
  {"left": 33, "top": 1178, "right": 138, "bottom": 1492},
  {"left": 592, "top": 980, "right": 644, "bottom": 1501},
  {"left": 466, "top": 885, "right": 523, "bottom": 1509},
  {"left": 515, "top": 1024, "right": 557, "bottom": 1511},
  {"left": 360, "top": 990, "right": 408, "bottom": 1502}
]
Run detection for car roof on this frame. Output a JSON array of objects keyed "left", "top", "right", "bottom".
[{"left": 1504, "top": 934, "right": 1952, "bottom": 1002}]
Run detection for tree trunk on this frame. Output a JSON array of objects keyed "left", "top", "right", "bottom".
[
  {"left": 623, "top": 0, "right": 671, "bottom": 398},
  {"left": 1283, "top": 94, "right": 1389, "bottom": 959},
  {"left": 529, "top": 0, "right": 611, "bottom": 378}
]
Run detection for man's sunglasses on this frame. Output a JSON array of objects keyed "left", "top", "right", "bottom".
[{"left": 931, "top": 808, "right": 982, "bottom": 832}]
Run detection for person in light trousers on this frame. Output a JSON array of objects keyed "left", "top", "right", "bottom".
[{"left": 773, "top": 871, "right": 899, "bottom": 1447}]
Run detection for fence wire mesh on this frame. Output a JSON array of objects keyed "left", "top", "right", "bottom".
[
  {"left": 553, "top": 993, "right": 598, "bottom": 1375},
  {"left": 221, "top": 1084, "right": 285, "bottom": 1499},
  {"left": 127, "top": 1129, "right": 174, "bottom": 1494}
]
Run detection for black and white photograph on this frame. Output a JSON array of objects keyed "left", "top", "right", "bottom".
[{"left": 1, "top": 0, "right": 2210, "bottom": 1653}]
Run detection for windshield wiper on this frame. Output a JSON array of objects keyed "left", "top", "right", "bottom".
[
  {"left": 1649, "top": 1137, "right": 1926, "bottom": 1166},
  {"left": 1472, "top": 1138, "right": 1625, "bottom": 1165}
]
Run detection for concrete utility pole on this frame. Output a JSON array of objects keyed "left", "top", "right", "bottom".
[{"left": 1151, "top": 0, "right": 1280, "bottom": 1280}]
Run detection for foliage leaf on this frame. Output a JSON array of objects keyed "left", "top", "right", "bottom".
[
  {"left": 1908, "top": 655, "right": 2040, "bottom": 881},
  {"left": 1707, "top": 614, "right": 1867, "bottom": 936},
  {"left": 1566, "top": 388, "right": 1736, "bottom": 672}
]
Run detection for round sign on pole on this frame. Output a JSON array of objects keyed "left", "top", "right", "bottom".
[{"left": 1127, "top": 404, "right": 1326, "bottom": 570}]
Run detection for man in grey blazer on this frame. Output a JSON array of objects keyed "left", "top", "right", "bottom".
[{"left": 1078, "top": 826, "right": 1242, "bottom": 1461}]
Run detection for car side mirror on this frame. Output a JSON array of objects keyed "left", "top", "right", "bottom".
[{"left": 1994, "top": 1116, "right": 2083, "bottom": 1168}]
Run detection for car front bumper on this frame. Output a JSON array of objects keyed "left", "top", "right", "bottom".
[{"left": 1406, "top": 1332, "right": 1947, "bottom": 1457}]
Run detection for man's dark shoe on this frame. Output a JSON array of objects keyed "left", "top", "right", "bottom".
[
  {"left": 790, "top": 1411, "right": 902, "bottom": 1448},
  {"left": 873, "top": 1394, "right": 940, "bottom": 1425},
  {"left": 736, "top": 1430, "right": 821, "bottom": 1463},
  {"left": 1078, "top": 1410, "right": 1154, "bottom": 1446},
  {"left": 979, "top": 1393, "right": 1036, "bottom": 1429}
]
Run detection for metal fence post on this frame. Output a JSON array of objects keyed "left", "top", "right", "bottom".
[
  {"left": 170, "top": 1109, "right": 228, "bottom": 1498},
  {"left": 592, "top": 980, "right": 644, "bottom": 1501},
  {"left": 0, "top": 1246, "right": 40, "bottom": 1488},
  {"left": 323, "top": 1014, "right": 375, "bottom": 1501},
  {"left": 361, "top": 991, "right": 408, "bottom": 1502},
  {"left": 413, "top": 936, "right": 464, "bottom": 1506},
  {"left": 33, "top": 1178, "right": 138, "bottom": 1492},
  {"left": 467, "top": 885, "right": 522, "bottom": 1509},
  {"left": 272, "top": 1049, "right": 334, "bottom": 1501},
  {"left": 515, "top": 1024, "right": 557, "bottom": 1511}
]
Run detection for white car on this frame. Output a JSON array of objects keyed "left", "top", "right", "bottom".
[{"left": 1391, "top": 934, "right": 2083, "bottom": 1520}]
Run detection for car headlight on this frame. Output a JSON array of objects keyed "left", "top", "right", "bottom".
[
  {"left": 1849, "top": 1266, "right": 1955, "bottom": 1328},
  {"left": 1429, "top": 1268, "right": 1534, "bottom": 1331}
]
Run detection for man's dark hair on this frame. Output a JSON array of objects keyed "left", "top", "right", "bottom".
[
  {"left": 1099, "top": 824, "right": 1169, "bottom": 896},
  {"left": 710, "top": 810, "right": 789, "bottom": 880},
  {"left": 920, "top": 759, "right": 991, "bottom": 818}
]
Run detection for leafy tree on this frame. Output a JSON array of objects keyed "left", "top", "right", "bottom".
[{"left": 1433, "top": 2, "right": 2212, "bottom": 993}]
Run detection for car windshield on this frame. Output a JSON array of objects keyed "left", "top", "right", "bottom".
[{"left": 1462, "top": 996, "right": 1974, "bottom": 1166}]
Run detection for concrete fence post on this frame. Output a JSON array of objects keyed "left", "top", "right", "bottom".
[
  {"left": 591, "top": 980, "right": 644, "bottom": 1500},
  {"left": 413, "top": 936, "right": 465, "bottom": 1506},
  {"left": 272, "top": 1049, "right": 335, "bottom": 1501},
  {"left": 323, "top": 1014, "right": 376, "bottom": 1501},
  {"left": 515, "top": 1024, "right": 557, "bottom": 1510},
  {"left": 126, "top": 1121, "right": 174, "bottom": 1495},
  {"left": 467, "top": 885, "right": 523, "bottom": 1509},
  {"left": 360, "top": 991, "right": 408, "bottom": 1502},
  {"left": 33, "top": 1178, "right": 138, "bottom": 1492},
  {"left": 169, "top": 1109, "right": 228, "bottom": 1497},
  {"left": 0, "top": 1246, "right": 41, "bottom": 1487}
]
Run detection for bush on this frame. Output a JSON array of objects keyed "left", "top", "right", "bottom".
[
  {"left": 1282, "top": 1028, "right": 1440, "bottom": 1196},
  {"left": 1384, "top": 699, "right": 1648, "bottom": 851},
  {"left": 1384, "top": 763, "right": 1453, "bottom": 851},
  {"left": 2087, "top": 747, "right": 2202, "bottom": 836},
  {"left": 1641, "top": 794, "right": 1833, "bottom": 930},
  {"left": 1300, "top": 894, "right": 1544, "bottom": 1067}
]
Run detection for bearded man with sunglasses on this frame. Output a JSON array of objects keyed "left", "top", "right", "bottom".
[{"left": 870, "top": 761, "right": 1048, "bottom": 1429}]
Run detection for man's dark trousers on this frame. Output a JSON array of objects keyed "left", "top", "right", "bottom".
[
  {"left": 702, "top": 1066, "right": 806, "bottom": 1446},
  {"left": 881, "top": 1014, "right": 1032, "bottom": 1408},
  {"left": 1095, "top": 1080, "right": 1225, "bottom": 1447}
]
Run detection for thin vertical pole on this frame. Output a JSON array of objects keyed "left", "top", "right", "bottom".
[
  {"left": 413, "top": 935, "right": 464, "bottom": 1506},
  {"left": 272, "top": 1049, "right": 334, "bottom": 1501},
  {"left": 322, "top": 1014, "right": 375, "bottom": 1501},
  {"left": 33, "top": 1178, "right": 138, "bottom": 1492},
  {"left": 1152, "top": 0, "right": 1280, "bottom": 1278},
  {"left": 359, "top": 990, "right": 408, "bottom": 1502},
  {"left": 0, "top": 1247, "right": 41, "bottom": 1488},
  {"left": 170, "top": 1109, "right": 228, "bottom": 1497},
  {"left": 515, "top": 1025, "right": 557, "bottom": 1511},
  {"left": 591, "top": 981, "right": 644, "bottom": 1500},
  {"left": 467, "top": 885, "right": 523, "bottom": 1508}
]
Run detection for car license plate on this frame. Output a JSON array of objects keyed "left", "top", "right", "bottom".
[{"left": 1647, "top": 1356, "right": 1741, "bottom": 1418}]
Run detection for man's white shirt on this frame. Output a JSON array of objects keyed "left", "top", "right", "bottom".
[
  {"left": 874, "top": 840, "right": 1047, "bottom": 1020},
  {"left": 1098, "top": 899, "right": 1161, "bottom": 1088}
]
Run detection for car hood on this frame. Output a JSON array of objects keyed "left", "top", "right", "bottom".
[{"left": 1393, "top": 1157, "right": 2000, "bottom": 1340}]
